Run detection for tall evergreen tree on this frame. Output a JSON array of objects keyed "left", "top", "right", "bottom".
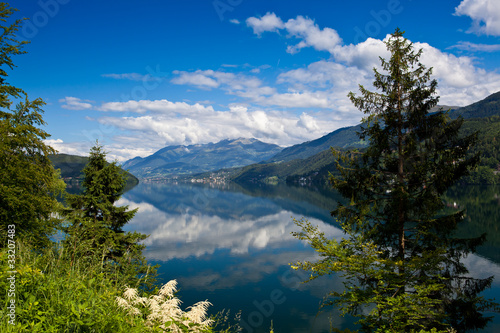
[
  {"left": 292, "top": 29, "right": 497, "bottom": 332},
  {"left": 0, "top": 3, "right": 65, "bottom": 248},
  {"left": 63, "top": 143, "right": 153, "bottom": 287}
]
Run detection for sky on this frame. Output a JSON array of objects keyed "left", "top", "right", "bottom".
[{"left": 9, "top": 0, "right": 500, "bottom": 161}]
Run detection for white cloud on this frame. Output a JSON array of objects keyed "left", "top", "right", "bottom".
[
  {"left": 245, "top": 14, "right": 500, "bottom": 106},
  {"left": 43, "top": 138, "right": 149, "bottom": 162},
  {"left": 246, "top": 12, "right": 284, "bottom": 35},
  {"left": 260, "top": 91, "right": 331, "bottom": 108},
  {"left": 171, "top": 70, "right": 220, "bottom": 88},
  {"left": 171, "top": 69, "right": 276, "bottom": 100},
  {"left": 278, "top": 60, "right": 372, "bottom": 89},
  {"left": 332, "top": 37, "right": 389, "bottom": 72},
  {"left": 59, "top": 97, "right": 93, "bottom": 110},
  {"left": 284, "top": 16, "right": 342, "bottom": 54},
  {"left": 171, "top": 68, "right": 358, "bottom": 110},
  {"left": 455, "top": 0, "right": 500, "bottom": 36},
  {"left": 44, "top": 139, "right": 91, "bottom": 157},
  {"left": 95, "top": 101, "right": 345, "bottom": 152},
  {"left": 298, "top": 113, "right": 320, "bottom": 131},
  {"left": 99, "top": 99, "right": 214, "bottom": 115},
  {"left": 448, "top": 41, "right": 500, "bottom": 52},
  {"left": 229, "top": 19, "right": 240, "bottom": 25},
  {"left": 246, "top": 13, "right": 342, "bottom": 54}
]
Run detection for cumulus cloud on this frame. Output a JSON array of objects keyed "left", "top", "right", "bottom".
[
  {"left": 96, "top": 102, "right": 341, "bottom": 149},
  {"left": 59, "top": 97, "right": 93, "bottom": 110},
  {"left": 44, "top": 138, "right": 151, "bottom": 162},
  {"left": 284, "top": 16, "right": 343, "bottom": 54},
  {"left": 455, "top": 0, "right": 500, "bottom": 36},
  {"left": 260, "top": 91, "right": 331, "bottom": 108},
  {"left": 246, "top": 12, "right": 284, "bottom": 35},
  {"left": 171, "top": 68, "right": 352, "bottom": 110},
  {"left": 412, "top": 41, "right": 500, "bottom": 104},
  {"left": 245, "top": 13, "right": 500, "bottom": 105},
  {"left": 331, "top": 37, "right": 389, "bottom": 72},
  {"left": 246, "top": 12, "right": 342, "bottom": 54}
]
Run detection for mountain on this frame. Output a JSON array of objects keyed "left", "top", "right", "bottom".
[
  {"left": 49, "top": 153, "right": 139, "bottom": 191},
  {"left": 266, "top": 92, "right": 500, "bottom": 164},
  {"left": 268, "top": 124, "right": 365, "bottom": 163},
  {"left": 450, "top": 91, "right": 500, "bottom": 119},
  {"left": 122, "top": 138, "right": 283, "bottom": 178},
  {"left": 229, "top": 149, "right": 336, "bottom": 184},
  {"left": 230, "top": 91, "right": 500, "bottom": 185}
]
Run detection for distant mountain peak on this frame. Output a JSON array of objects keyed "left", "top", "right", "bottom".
[{"left": 122, "top": 138, "right": 282, "bottom": 178}]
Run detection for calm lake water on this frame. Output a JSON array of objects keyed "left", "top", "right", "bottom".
[{"left": 120, "top": 182, "right": 500, "bottom": 333}]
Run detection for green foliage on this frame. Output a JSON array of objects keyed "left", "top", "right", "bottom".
[
  {"left": 0, "top": 241, "right": 155, "bottom": 332},
  {"left": 62, "top": 143, "right": 155, "bottom": 288},
  {"left": 49, "top": 153, "right": 140, "bottom": 190},
  {"left": 459, "top": 115, "right": 500, "bottom": 184},
  {"left": 0, "top": 3, "right": 65, "bottom": 248},
  {"left": 451, "top": 91, "right": 500, "bottom": 120},
  {"left": 293, "top": 218, "right": 456, "bottom": 333},
  {"left": 292, "top": 29, "right": 497, "bottom": 332},
  {"left": 0, "top": 2, "right": 27, "bottom": 110}
]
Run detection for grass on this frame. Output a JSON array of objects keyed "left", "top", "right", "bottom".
[
  {"left": 0, "top": 240, "right": 247, "bottom": 332},
  {"left": 0, "top": 240, "right": 154, "bottom": 332}
]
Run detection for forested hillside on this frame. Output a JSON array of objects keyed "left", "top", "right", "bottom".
[{"left": 49, "top": 153, "right": 139, "bottom": 190}]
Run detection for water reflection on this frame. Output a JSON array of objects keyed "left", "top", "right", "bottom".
[
  {"left": 120, "top": 182, "right": 500, "bottom": 332},
  {"left": 120, "top": 183, "right": 343, "bottom": 261}
]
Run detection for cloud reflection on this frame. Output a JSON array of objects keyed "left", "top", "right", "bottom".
[{"left": 118, "top": 196, "right": 343, "bottom": 261}]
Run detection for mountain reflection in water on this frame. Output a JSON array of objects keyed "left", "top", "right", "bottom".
[{"left": 120, "top": 182, "right": 500, "bottom": 333}]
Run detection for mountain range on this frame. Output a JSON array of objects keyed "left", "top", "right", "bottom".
[
  {"left": 226, "top": 91, "right": 500, "bottom": 184},
  {"left": 114, "top": 91, "right": 500, "bottom": 182},
  {"left": 121, "top": 138, "right": 282, "bottom": 178}
]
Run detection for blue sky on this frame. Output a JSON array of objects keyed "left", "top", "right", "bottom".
[{"left": 9, "top": 0, "right": 500, "bottom": 161}]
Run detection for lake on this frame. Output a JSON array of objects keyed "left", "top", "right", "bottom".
[{"left": 120, "top": 181, "right": 500, "bottom": 333}]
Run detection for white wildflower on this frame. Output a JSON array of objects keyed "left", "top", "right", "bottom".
[
  {"left": 159, "top": 279, "right": 178, "bottom": 298},
  {"left": 186, "top": 300, "right": 212, "bottom": 324},
  {"left": 115, "top": 296, "right": 130, "bottom": 309},
  {"left": 123, "top": 287, "right": 138, "bottom": 301},
  {"left": 116, "top": 279, "right": 213, "bottom": 332}
]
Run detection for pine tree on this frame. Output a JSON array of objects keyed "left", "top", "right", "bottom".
[
  {"left": 63, "top": 143, "right": 153, "bottom": 287},
  {"left": 0, "top": 3, "right": 65, "bottom": 248},
  {"left": 292, "top": 29, "right": 497, "bottom": 332}
]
